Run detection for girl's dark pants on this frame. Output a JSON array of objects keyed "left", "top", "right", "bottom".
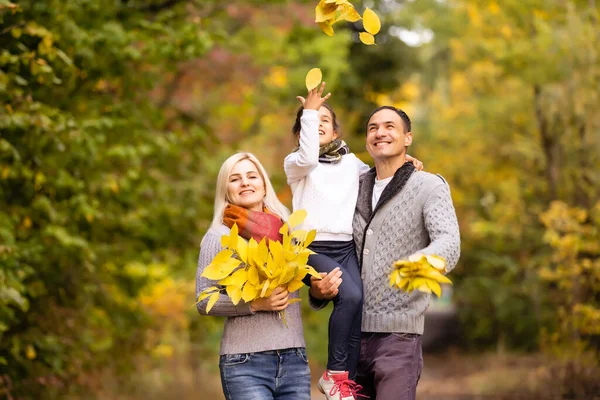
[{"left": 307, "top": 240, "right": 363, "bottom": 379}]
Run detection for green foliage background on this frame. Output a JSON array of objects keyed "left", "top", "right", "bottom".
[{"left": 1, "top": 0, "right": 599, "bottom": 398}]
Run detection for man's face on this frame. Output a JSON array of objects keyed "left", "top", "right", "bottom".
[{"left": 366, "top": 109, "right": 412, "bottom": 162}]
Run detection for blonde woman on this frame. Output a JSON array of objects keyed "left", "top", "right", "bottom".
[{"left": 196, "top": 152, "right": 341, "bottom": 400}]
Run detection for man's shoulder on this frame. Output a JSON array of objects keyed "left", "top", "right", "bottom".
[
  {"left": 358, "top": 166, "right": 377, "bottom": 184},
  {"left": 412, "top": 171, "right": 450, "bottom": 188}
]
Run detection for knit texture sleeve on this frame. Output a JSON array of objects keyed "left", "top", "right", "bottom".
[
  {"left": 195, "top": 231, "right": 254, "bottom": 316},
  {"left": 284, "top": 109, "right": 319, "bottom": 184},
  {"left": 418, "top": 182, "right": 461, "bottom": 272},
  {"left": 356, "top": 156, "right": 371, "bottom": 176}
]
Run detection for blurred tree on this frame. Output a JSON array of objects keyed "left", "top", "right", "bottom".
[
  {"left": 0, "top": 0, "right": 219, "bottom": 397},
  {"left": 400, "top": 0, "right": 600, "bottom": 350}
]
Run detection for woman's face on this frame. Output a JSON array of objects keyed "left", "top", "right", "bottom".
[{"left": 226, "top": 159, "right": 266, "bottom": 212}]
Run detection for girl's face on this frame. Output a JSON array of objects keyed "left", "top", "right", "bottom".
[
  {"left": 318, "top": 106, "right": 339, "bottom": 146},
  {"left": 226, "top": 159, "right": 266, "bottom": 212}
]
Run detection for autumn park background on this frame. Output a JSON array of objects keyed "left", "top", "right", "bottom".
[{"left": 1, "top": 0, "right": 599, "bottom": 399}]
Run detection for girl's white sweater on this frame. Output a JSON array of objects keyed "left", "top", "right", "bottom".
[{"left": 284, "top": 109, "right": 369, "bottom": 241}]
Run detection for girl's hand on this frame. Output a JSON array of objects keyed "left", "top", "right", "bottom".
[
  {"left": 406, "top": 154, "right": 424, "bottom": 171},
  {"left": 296, "top": 82, "right": 331, "bottom": 111},
  {"left": 250, "top": 287, "right": 289, "bottom": 312}
]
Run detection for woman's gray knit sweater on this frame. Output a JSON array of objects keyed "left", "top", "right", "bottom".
[{"left": 195, "top": 224, "right": 306, "bottom": 355}]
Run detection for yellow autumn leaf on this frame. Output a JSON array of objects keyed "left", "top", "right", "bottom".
[
  {"left": 197, "top": 286, "right": 220, "bottom": 303},
  {"left": 426, "top": 280, "right": 442, "bottom": 297},
  {"left": 288, "top": 297, "right": 302, "bottom": 304},
  {"left": 296, "top": 251, "right": 310, "bottom": 268},
  {"left": 319, "top": 21, "right": 335, "bottom": 36},
  {"left": 408, "top": 253, "right": 425, "bottom": 262},
  {"left": 268, "top": 240, "right": 285, "bottom": 267},
  {"left": 294, "top": 268, "right": 309, "bottom": 281},
  {"left": 304, "top": 265, "right": 322, "bottom": 279},
  {"left": 226, "top": 285, "right": 243, "bottom": 305},
  {"left": 425, "top": 254, "right": 446, "bottom": 270},
  {"left": 337, "top": 4, "right": 361, "bottom": 23},
  {"left": 359, "top": 32, "right": 376, "bottom": 45},
  {"left": 315, "top": 1, "right": 337, "bottom": 22},
  {"left": 288, "top": 209, "right": 308, "bottom": 229},
  {"left": 260, "top": 280, "right": 270, "bottom": 297},
  {"left": 305, "top": 68, "right": 323, "bottom": 91},
  {"left": 205, "top": 292, "right": 220, "bottom": 313},
  {"left": 242, "top": 283, "right": 260, "bottom": 303},
  {"left": 279, "top": 223, "right": 289, "bottom": 235},
  {"left": 235, "top": 236, "right": 249, "bottom": 263},
  {"left": 202, "top": 257, "right": 242, "bottom": 281},
  {"left": 304, "top": 229, "right": 316, "bottom": 247},
  {"left": 220, "top": 268, "right": 248, "bottom": 287},
  {"left": 362, "top": 8, "right": 381, "bottom": 35},
  {"left": 248, "top": 265, "right": 260, "bottom": 285},
  {"left": 418, "top": 283, "right": 432, "bottom": 294}
]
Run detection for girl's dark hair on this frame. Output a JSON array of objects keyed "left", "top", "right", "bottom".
[{"left": 291, "top": 103, "right": 339, "bottom": 136}]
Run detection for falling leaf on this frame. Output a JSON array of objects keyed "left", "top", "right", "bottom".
[
  {"left": 359, "top": 32, "right": 376, "bottom": 45},
  {"left": 362, "top": 8, "right": 381, "bottom": 35},
  {"left": 305, "top": 68, "right": 322, "bottom": 91},
  {"left": 318, "top": 22, "right": 335, "bottom": 36}
]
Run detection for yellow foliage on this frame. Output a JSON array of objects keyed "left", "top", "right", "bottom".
[
  {"left": 390, "top": 254, "right": 452, "bottom": 297},
  {"left": 198, "top": 210, "right": 321, "bottom": 313},
  {"left": 314, "top": 0, "right": 379, "bottom": 46},
  {"left": 488, "top": 1, "right": 500, "bottom": 15},
  {"left": 151, "top": 344, "right": 174, "bottom": 359},
  {"left": 265, "top": 66, "right": 288, "bottom": 88},
  {"left": 139, "top": 277, "right": 190, "bottom": 329},
  {"left": 25, "top": 345, "right": 36, "bottom": 360},
  {"left": 466, "top": 4, "right": 482, "bottom": 28}
]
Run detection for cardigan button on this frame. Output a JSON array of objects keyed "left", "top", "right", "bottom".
[
  {"left": 363, "top": 248, "right": 370, "bottom": 255},
  {"left": 366, "top": 229, "right": 373, "bottom": 235}
]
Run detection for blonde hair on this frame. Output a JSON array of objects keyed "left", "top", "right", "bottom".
[{"left": 210, "top": 152, "right": 290, "bottom": 230}]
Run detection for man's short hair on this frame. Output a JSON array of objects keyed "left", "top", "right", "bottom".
[{"left": 367, "top": 106, "right": 411, "bottom": 133}]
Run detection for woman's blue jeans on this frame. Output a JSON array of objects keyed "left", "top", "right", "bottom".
[{"left": 219, "top": 348, "right": 311, "bottom": 400}]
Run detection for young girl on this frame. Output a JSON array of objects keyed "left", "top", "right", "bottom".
[{"left": 284, "top": 83, "right": 422, "bottom": 400}]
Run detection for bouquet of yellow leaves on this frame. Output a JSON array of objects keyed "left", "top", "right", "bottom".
[
  {"left": 198, "top": 210, "right": 321, "bottom": 319},
  {"left": 389, "top": 254, "right": 452, "bottom": 297}
]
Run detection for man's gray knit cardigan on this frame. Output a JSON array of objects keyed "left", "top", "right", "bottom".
[{"left": 353, "top": 164, "right": 461, "bottom": 335}]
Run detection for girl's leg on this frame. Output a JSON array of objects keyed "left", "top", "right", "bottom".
[
  {"left": 219, "top": 352, "right": 276, "bottom": 400},
  {"left": 341, "top": 251, "right": 363, "bottom": 380},
  {"left": 308, "top": 241, "right": 363, "bottom": 373}
]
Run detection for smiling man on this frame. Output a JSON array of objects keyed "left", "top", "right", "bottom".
[{"left": 352, "top": 106, "right": 461, "bottom": 400}]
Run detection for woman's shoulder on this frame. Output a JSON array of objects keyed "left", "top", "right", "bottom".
[{"left": 200, "top": 225, "right": 230, "bottom": 247}]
